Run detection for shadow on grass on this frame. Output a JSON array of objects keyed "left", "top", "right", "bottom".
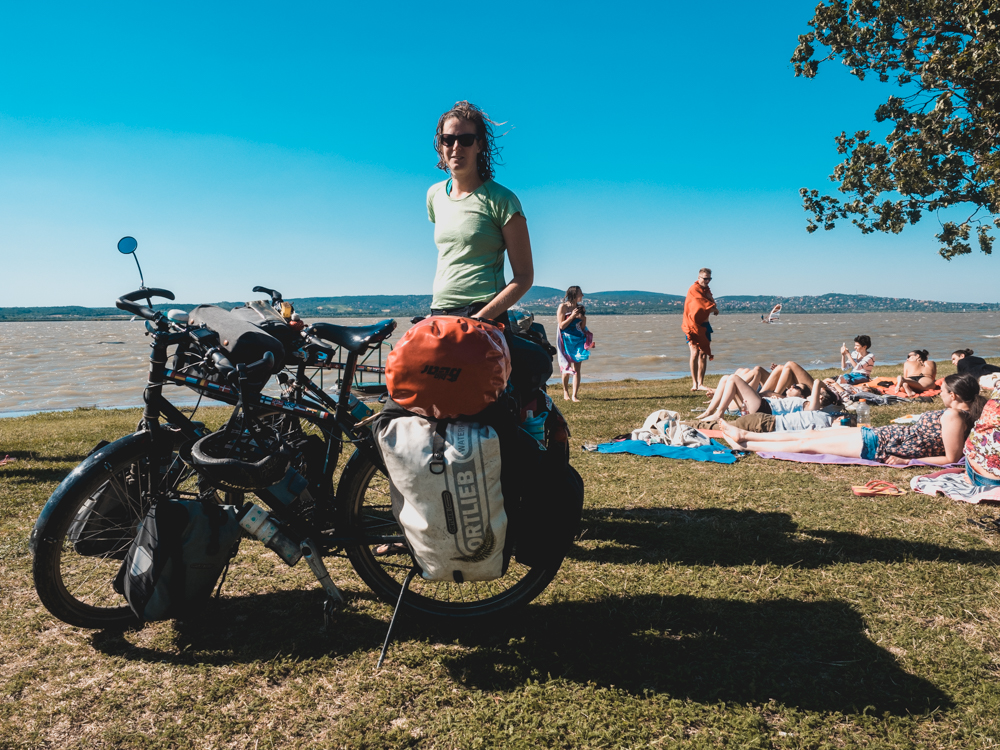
[
  {"left": 573, "top": 507, "right": 998, "bottom": 568},
  {"left": 90, "top": 588, "right": 390, "bottom": 664},
  {"left": 90, "top": 588, "right": 949, "bottom": 716},
  {"left": 0, "top": 450, "right": 89, "bottom": 484},
  {"left": 441, "top": 594, "right": 952, "bottom": 716}
]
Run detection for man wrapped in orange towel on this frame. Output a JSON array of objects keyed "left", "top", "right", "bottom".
[{"left": 683, "top": 268, "right": 719, "bottom": 392}]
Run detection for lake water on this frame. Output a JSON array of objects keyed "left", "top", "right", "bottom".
[{"left": 2, "top": 312, "right": 999, "bottom": 416}]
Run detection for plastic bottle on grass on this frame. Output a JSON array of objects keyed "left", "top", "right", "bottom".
[{"left": 856, "top": 400, "right": 871, "bottom": 428}]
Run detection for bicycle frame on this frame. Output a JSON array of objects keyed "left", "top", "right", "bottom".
[{"left": 138, "top": 315, "right": 392, "bottom": 551}]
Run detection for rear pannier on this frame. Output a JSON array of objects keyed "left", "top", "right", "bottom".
[{"left": 375, "top": 415, "right": 508, "bottom": 582}]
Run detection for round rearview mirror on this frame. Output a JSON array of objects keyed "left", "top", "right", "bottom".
[{"left": 117, "top": 236, "right": 138, "bottom": 254}]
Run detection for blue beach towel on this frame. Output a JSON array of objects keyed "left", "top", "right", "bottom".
[
  {"left": 596, "top": 439, "right": 738, "bottom": 464},
  {"left": 561, "top": 326, "right": 590, "bottom": 363}
]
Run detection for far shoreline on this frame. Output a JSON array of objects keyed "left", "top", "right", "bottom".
[{"left": 3, "top": 309, "right": 1000, "bottom": 324}]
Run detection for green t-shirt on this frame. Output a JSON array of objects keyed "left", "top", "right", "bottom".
[{"left": 427, "top": 178, "right": 524, "bottom": 309}]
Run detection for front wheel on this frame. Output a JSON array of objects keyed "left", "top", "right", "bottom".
[
  {"left": 32, "top": 432, "right": 201, "bottom": 629},
  {"left": 339, "top": 452, "right": 563, "bottom": 620}
]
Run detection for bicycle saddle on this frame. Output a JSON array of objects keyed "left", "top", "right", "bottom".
[{"left": 308, "top": 319, "right": 397, "bottom": 354}]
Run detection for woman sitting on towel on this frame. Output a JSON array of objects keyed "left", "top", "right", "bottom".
[
  {"left": 722, "top": 373, "right": 983, "bottom": 466},
  {"left": 823, "top": 334, "right": 874, "bottom": 387},
  {"left": 895, "top": 349, "right": 938, "bottom": 396}
]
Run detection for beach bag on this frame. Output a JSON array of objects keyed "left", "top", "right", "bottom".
[
  {"left": 115, "top": 499, "right": 242, "bottom": 622},
  {"left": 374, "top": 412, "right": 508, "bottom": 582},
  {"left": 385, "top": 316, "right": 510, "bottom": 419}
]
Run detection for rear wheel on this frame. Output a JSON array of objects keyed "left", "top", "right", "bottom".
[
  {"left": 32, "top": 434, "right": 200, "bottom": 629},
  {"left": 339, "top": 452, "right": 563, "bottom": 620}
]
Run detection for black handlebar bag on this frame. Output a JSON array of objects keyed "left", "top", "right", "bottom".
[{"left": 189, "top": 305, "right": 286, "bottom": 370}]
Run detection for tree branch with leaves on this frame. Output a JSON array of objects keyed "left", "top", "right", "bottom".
[{"left": 794, "top": 0, "right": 999, "bottom": 258}]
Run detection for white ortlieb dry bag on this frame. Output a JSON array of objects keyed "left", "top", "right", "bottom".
[{"left": 375, "top": 417, "right": 508, "bottom": 582}]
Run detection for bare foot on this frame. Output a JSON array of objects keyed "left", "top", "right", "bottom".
[
  {"left": 563, "top": 393, "right": 571, "bottom": 401},
  {"left": 695, "top": 384, "right": 712, "bottom": 392},
  {"left": 572, "top": 397, "right": 581, "bottom": 402},
  {"left": 720, "top": 433, "right": 745, "bottom": 451},
  {"left": 718, "top": 420, "right": 746, "bottom": 443}
]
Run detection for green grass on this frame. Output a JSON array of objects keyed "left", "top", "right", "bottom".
[{"left": 3, "top": 362, "right": 1000, "bottom": 748}]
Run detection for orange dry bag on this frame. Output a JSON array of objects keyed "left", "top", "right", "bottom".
[{"left": 386, "top": 316, "right": 511, "bottom": 419}]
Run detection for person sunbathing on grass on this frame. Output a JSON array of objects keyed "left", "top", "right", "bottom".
[
  {"left": 702, "top": 359, "right": 818, "bottom": 407},
  {"left": 720, "top": 372, "right": 983, "bottom": 466},
  {"left": 895, "top": 349, "right": 938, "bottom": 396},
  {"left": 716, "top": 379, "right": 841, "bottom": 434},
  {"left": 694, "top": 372, "right": 816, "bottom": 423},
  {"left": 701, "top": 364, "right": 772, "bottom": 400}
]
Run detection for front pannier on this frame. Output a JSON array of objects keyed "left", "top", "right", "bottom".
[
  {"left": 374, "top": 415, "right": 508, "bottom": 582},
  {"left": 115, "top": 498, "right": 242, "bottom": 622}
]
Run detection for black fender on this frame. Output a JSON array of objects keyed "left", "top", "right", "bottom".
[{"left": 29, "top": 431, "right": 155, "bottom": 554}]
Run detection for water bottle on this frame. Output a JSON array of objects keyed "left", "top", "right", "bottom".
[
  {"left": 239, "top": 504, "right": 303, "bottom": 565},
  {"left": 856, "top": 399, "right": 871, "bottom": 428}
]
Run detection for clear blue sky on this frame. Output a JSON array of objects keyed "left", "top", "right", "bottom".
[{"left": 2, "top": 1, "right": 996, "bottom": 308}]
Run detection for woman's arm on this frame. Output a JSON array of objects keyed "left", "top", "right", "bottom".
[
  {"left": 474, "top": 213, "right": 533, "bottom": 320},
  {"left": 556, "top": 302, "right": 577, "bottom": 330},
  {"left": 804, "top": 380, "right": 831, "bottom": 411}
]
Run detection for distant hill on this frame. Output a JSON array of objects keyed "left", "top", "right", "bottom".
[{"left": 0, "top": 290, "right": 996, "bottom": 322}]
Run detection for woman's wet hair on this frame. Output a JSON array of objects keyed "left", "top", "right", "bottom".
[
  {"left": 565, "top": 286, "right": 583, "bottom": 302},
  {"left": 911, "top": 349, "right": 929, "bottom": 362},
  {"left": 952, "top": 348, "right": 974, "bottom": 358},
  {"left": 435, "top": 100, "right": 503, "bottom": 181},
  {"left": 854, "top": 334, "right": 872, "bottom": 349},
  {"left": 943, "top": 372, "right": 986, "bottom": 430}
]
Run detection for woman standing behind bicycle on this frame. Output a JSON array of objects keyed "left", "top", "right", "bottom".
[{"left": 427, "top": 101, "right": 533, "bottom": 328}]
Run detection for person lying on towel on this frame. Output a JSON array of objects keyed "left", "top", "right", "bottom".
[
  {"left": 720, "top": 373, "right": 983, "bottom": 466},
  {"left": 716, "top": 379, "right": 841, "bottom": 434},
  {"left": 694, "top": 372, "right": 824, "bottom": 424}
]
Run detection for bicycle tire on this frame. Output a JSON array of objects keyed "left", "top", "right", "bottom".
[
  {"left": 339, "top": 451, "right": 563, "bottom": 620},
  {"left": 31, "top": 432, "right": 199, "bottom": 629}
]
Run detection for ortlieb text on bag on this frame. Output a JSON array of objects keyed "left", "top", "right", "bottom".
[{"left": 376, "top": 417, "right": 507, "bottom": 582}]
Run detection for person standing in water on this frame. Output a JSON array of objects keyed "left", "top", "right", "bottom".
[
  {"left": 427, "top": 101, "right": 533, "bottom": 326},
  {"left": 683, "top": 268, "right": 718, "bottom": 392}
]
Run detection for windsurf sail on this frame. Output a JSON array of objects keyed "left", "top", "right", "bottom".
[{"left": 766, "top": 303, "right": 782, "bottom": 323}]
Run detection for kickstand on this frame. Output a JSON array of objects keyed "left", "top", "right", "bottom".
[{"left": 376, "top": 566, "right": 419, "bottom": 670}]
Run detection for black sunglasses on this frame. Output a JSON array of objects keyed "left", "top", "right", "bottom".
[{"left": 439, "top": 133, "right": 478, "bottom": 147}]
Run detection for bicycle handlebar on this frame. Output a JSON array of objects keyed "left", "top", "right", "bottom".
[
  {"left": 207, "top": 348, "right": 275, "bottom": 386},
  {"left": 115, "top": 288, "right": 176, "bottom": 321},
  {"left": 252, "top": 285, "right": 283, "bottom": 303}
]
